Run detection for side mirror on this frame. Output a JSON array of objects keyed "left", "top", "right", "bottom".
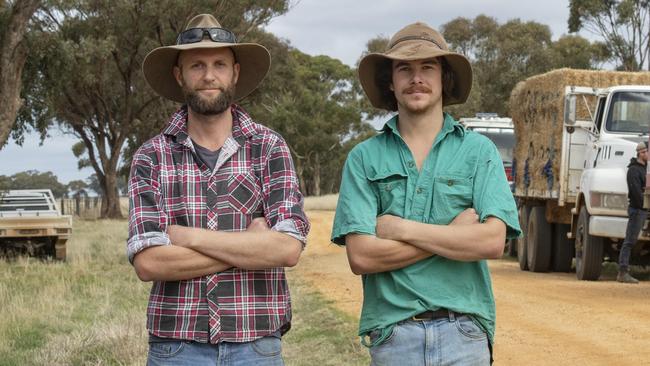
[{"left": 564, "top": 94, "right": 576, "bottom": 124}]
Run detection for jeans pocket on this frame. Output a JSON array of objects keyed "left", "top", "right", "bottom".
[
  {"left": 251, "top": 335, "right": 282, "bottom": 357},
  {"left": 454, "top": 315, "right": 487, "bottom": 340},
  {"left": 148, "top": 341, "right": 186, "bottom": 358}
]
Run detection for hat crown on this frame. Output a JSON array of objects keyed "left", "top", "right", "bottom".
[
  {"left": 387, "top": 22, "right": 449, "bottom": 52},
  {"left": 637, "top": 141, "right": 648, "bottom": 151},
  {"left": 186, "top": 14, "right": 223, "bottom": 30}
]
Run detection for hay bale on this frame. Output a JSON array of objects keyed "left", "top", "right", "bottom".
[{"left": 509, "top": 68, "right": 650, "bottom": 198}]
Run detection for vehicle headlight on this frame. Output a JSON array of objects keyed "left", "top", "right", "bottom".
[{"left": 590, "top": 192, "right": 628, "bottom": 210}]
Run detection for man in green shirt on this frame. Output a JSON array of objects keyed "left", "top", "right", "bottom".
[{"left": 331, "top": 22, "right": 520, "bottom": 365}]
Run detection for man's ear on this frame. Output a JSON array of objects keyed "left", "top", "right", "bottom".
[
  {"left": 232, "top": 62, "right": 240, "bottom": 85},
  {"left": 173, "top": 65, "right": 183, "bottom": 87},
  {"left": 389, "top": 82, "right": 394, "bottom": 91}
]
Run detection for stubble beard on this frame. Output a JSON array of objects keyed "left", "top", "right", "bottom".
[{"left": 182, "top": 80, "right": 236, "bottom": 116}]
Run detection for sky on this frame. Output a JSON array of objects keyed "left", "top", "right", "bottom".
[{"left": 0, "top": 0, "right": 590, "bottom": 184}]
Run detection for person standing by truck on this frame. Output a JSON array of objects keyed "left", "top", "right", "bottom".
[{"left": 618, "top": 141, "right": 648, "bottom": 284}]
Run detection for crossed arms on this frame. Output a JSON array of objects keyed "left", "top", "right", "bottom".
[
  {"left": 133, "top": 218, "right": 302, "bottom": 282},
  {"left": 345, "top": 209, "right": 506, "bottom": 275}
]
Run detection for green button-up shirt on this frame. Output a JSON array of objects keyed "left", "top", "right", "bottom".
[{"left": 331, "top": 113, "right": 520, "bottom": 345}]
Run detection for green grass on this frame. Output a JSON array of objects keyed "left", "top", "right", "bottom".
[{"left": 0, "top": 219, "right": 368, "bottom": 365}]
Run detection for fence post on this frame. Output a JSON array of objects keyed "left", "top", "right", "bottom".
[{"left": 60, "top": 198, "right": 65, "bottom": 215}]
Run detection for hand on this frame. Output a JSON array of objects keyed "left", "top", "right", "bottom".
[
  {"left": 247, "top": 217, "right": 269, "bottom": 232},
  {"left": 376, "top": 214, "right": 404, "bottom": 241},
  {"left": 167, "top": 224, "right": 198, "bottom": 248},
  {"left": 451, "top": 208, "right": 479, "bottom": 225}
]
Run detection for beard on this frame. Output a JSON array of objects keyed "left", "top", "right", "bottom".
[{"left": 182, "top": 81, "right": 236, "bottom": 116}]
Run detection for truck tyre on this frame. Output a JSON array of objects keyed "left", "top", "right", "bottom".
[
  {"left": 526, "top": 206, "right": 551, "bottom": 272},
  {"left": 575, "top": 208, "right": 603, "bottom": 280},
  {"left": 552, "top": 223, "right": 573, "bottom": 272},
  {"left": 517, "top": 205, "right": 530, "bottom": 270}
]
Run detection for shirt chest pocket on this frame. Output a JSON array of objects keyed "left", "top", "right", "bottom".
[
  {"left": 226, "top": 171, "right": 262, "bottom": 215},
  {"left": 368, "top": 171, "right": 408, "bottom": 216},
  {"left": 432, "top": 176, "right": 473, "bottom": 224}
]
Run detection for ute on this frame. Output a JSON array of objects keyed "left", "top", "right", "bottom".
[
  {"left": 0, "top": 189, "right": 72, "bottom": 260},
  {"left": 459, "top": 113, "right": 515, "bottom": 190}
]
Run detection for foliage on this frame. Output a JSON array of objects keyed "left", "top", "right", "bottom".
[
  {"left": 0, "top": 0, "right": 42, "bottom": 148},
  {"left": 17, "top": 0, "right": 292, "bottom": 217},
  {"left": 0, "top": 170, "right": 67, "bottom": 197},
  {"left": 569, "top": 0, "right": 650, "bottom": 70}
]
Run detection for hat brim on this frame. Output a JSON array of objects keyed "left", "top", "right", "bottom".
[
  {"left": 358, "top": 41, "right": 472, "bottom": 110},
  {"left": 142, "top": 41, "right": 271, "bottom": 103}
]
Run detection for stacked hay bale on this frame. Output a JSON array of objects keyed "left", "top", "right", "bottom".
[{"left": 509, "top": 68, "right": 650, "bottom": 198}]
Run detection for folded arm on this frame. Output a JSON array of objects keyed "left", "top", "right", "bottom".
[
  {"left": 377, "top": 211, "right": 506, "bottom": 262},
  {"left": 346, "top": 208, "right": 484, "bottom": 274},
  {"left": 167, "top": 218, "right": 303, "bottom": 270},
  {"left": 133, "top": 245, "right": 232, "bottom": 282}
]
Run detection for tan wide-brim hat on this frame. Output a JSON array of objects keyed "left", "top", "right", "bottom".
[
  {"left": 358, "top": 22, "right": 472, "bottom": 110},
  {"left": 142, "top": 14, "right": 270, "bottom": 103}
]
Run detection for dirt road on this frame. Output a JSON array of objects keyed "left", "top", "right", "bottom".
[{"left": 291, "top": 211, "right": 650, "bottom": 365}]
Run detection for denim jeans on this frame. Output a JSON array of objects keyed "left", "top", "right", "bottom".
[
  {"left": 368, "top": 313, "right": 490, "bottom": 366},
  {"left": 619, "top": 207, "right": 648, "bottom": 272},
  {"left": 146, "top": 333, "right": 283, "bottom": 366}
]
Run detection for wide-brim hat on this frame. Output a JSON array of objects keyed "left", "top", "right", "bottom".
[
  {"left": 142, "top": 14, "right": 270, "bottom": 103},
  {"left": 358, "top": 22, "right": 472, "bottom": 110}
]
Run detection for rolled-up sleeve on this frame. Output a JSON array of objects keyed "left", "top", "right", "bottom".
[
  {"left": 262, "top": 137, "right": 310, "bottom": 245},
  {"left": 331, "top": 147, "right": 379, "bottom": 245},
  {"left": 472, "top": 140, "right": 521, "bottom": 239},
  {"left": 127, "top": 150, "right": 170, "bottom": 264}
]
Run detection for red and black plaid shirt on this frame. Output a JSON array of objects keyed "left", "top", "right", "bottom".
[{"left": 127, "top": 104, "right": 309, "bottom": 343}]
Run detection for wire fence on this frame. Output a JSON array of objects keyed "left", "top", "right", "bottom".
[{"left": 59, "top": 197, "right": 102, "bottom": 218}]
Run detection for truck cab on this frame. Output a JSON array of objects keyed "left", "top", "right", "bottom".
[
  {"left": 564, "top": 85, "right": 650, "bottom": 279},
  {"left": 459, "top": 113, "right": 515, "bottom": 190}
]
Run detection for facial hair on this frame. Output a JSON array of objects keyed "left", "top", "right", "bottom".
[{"left": 182, "top": 79, "right": 236, "bottom": 116}]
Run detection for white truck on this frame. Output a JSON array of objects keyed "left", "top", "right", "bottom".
[
  {"left": 510, "top": 68, "right": 650, "bottom": 280},
  {"left": 459, "top": 113, "right": 515, "bottom": 190},
  {"left": 0, "top": 189, "right": 72, "bottom": 260}
]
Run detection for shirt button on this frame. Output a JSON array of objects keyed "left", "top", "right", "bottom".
[
  {"left": 408, "top": 161, "right": 415, "bottom": 168},
  {"left": 416, "top": 187, "right": 423, "bottom": 194},
  {"left": 447, "top": 180, "right": 454, "bottom": 186}
]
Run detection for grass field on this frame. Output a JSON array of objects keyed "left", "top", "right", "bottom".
[{"left": 0, "top": 218, "right": 367, "bottom": 366}]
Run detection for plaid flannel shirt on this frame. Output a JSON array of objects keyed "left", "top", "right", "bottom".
[{"left": 127, "top": 104, "right": 309, "bottom": 343}]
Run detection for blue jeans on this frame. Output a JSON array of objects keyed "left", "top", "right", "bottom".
[
  {"left": 619, "top": 207, "right": 648, "bottom": 272},
  {"left": 146, "top": 333, "right": 284, "bottom": 366},
  {"left": 368, "top": 313, "right": 490, "bottom": 366}
]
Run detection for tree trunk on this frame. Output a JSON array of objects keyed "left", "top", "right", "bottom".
[
  {"left": 100, "top": 166, "right": 123, "bottom": 219},
  {"left": 0, "top": 0, "right": 41, "bottom": 148},
  {"left": 313, "top": 152, "right": 321, "bottom": 196}
]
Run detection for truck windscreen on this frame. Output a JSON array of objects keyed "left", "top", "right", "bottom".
[{"left": 606, "top": 91, "right": 650, "bottom": 134}]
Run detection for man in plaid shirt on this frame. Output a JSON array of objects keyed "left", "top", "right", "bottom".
[{"left": 128, "top": 14, "right": 309, "bottom": 366}]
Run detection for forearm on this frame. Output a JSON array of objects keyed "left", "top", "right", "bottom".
[
  {"left": 186, "top": 229, "right": 303, "bottom": 270},
  {"left": 345, "top": 234, "right": 433, "bottom": 275},
  {"left": 133, "top": 245, "right": 232, "bottom": 282},
  {"left": 396, "top": 217, "right": 506, "bottom": 261}
]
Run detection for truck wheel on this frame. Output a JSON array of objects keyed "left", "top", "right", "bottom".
[
  {"left": 526, "top": 206, "right": 551, "bottom": 272},
  {"left": 517, "top": 205, "right": 530, "bottom": 270},
  {"left": 575, "top": 208, "right": 603, "bottom": 280},
  {"left": 552, "top": 223, "right": 573, "bottom": 272}
]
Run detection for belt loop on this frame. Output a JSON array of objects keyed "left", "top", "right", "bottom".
[{"left": 448, "top": 310, "right": 455, "bottom": 322}]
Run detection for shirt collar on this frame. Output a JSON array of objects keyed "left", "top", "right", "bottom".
[
  {"left": 381, "top": 112, "right": 466, "bottom": 138},
  {"left": 162, "top": 104, "right": 258, "bottom": 145}
]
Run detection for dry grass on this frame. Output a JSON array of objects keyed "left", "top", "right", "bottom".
[
  {"left": 0, "top": 214, "right": 366, "bottom": 365},
  {"left": 304, "top": 194, "right": 338, "bottom": 211}
]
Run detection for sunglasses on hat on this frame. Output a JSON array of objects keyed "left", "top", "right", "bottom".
[{"left": 176, "top": 27, "right": 237, "bottom": 45}]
